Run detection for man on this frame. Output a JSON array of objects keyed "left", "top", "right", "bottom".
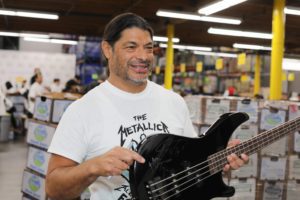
[
  {"left": 28, "top": 73, "right": 44, "bottom": 113},
  {"left": 30, "top": 67, "right": 41, "bottom": 85},
  {"left": 46, "top": 13, "right": 248, "bottom": 200}
]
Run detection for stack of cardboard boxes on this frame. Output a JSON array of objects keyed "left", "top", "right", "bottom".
[{"left": 21, "top": 93, "right": 90, "bottom": 200}]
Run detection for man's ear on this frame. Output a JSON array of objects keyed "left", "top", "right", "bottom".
[{"left": 101, "top": 41, "right": 113, "bottom": 60}]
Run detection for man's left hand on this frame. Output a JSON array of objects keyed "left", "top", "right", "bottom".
[{"left": 223, "top": 139, "right": 249, "bottom": 172}]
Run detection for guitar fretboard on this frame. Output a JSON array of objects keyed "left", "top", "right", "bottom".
[{"left": 208, "top": 117, "right": 300, "bottom": 174}]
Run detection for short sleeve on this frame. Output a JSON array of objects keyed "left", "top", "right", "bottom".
[
  {"left": 171, "top": 92, "right": 198, "bottom": 138},
  {"left": 48, "top": 103, "right": 87, "bottom": 163}
]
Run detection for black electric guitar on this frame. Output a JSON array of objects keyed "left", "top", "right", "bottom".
[{"left": 129, "top": 112, "right": 300, "bottom": 200}]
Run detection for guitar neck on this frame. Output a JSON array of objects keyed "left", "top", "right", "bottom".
[{"left": 209, "top": 117, "right": 300, "bottom": 173}]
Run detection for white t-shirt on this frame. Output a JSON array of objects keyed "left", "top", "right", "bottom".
[
  {"left": 48, "top": 80, "right": 197, "bottom": 200},
  {"left": 28, "top": 82, "right": 44, "bottom": 113},
  {"left": 50, "top": 83, "right": 63, "bottom": 93}
]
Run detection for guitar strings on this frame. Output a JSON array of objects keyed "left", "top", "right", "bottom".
[
  {"left": 150, "top": 121, "right": 299, "bottom": 200},
  {"left": 149, "top": 120, "right": 295, "bottom": 190},
  {"left": 146, "top": 120, "right": 299, "bottom": 199},
  {"left": 149, "top": 127, "right": 284, "bottom": 199},
  {"left": 149, "top": 127, "right": 290, "bottom": 200}
]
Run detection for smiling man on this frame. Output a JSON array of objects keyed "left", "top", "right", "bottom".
[{"left": 45, "top": 13, "right": 248, "bottom": 200}]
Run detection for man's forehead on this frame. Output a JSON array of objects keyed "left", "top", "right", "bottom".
[{"left": 119, "top": 27, "right": 152, "bottom": 40}]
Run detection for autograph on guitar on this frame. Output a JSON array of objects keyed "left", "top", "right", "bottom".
[{"left": 129, "top": 112, "right": 300, "bottom": 200}]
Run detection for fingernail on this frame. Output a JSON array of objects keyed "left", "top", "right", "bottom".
[{"left": 227, "top": 156, "right": 231, "bottom": 161}]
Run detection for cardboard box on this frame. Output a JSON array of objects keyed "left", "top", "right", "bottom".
[
  {"left": 0, "top": 115, "right": 11, "bottom": 142},
  {"left": 27, "top": 120, "right": 56, "bottom": 150},
  {"left": 22, "top": 170, "right": 46, "bottom": 200},
  {"left": 51, "top": 99, "right": 73, "bottom": 123},
  {"left": 22, "top": 195, "right": 36, "bottom": 200},
  {"left": 33, "top": 97, "right": 53, "bottom": 122},
  {"left": 33, "top": 94, "right": 78, "bottom": 123},
  {"left": 27, "top": 146, "right": 51, "bottom": 176}
]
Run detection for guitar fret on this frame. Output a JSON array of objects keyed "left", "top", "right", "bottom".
[
  {"left": 229, "top": 121, "right": 288, "bottom": 166},
  {"left": 208, "top": 117, "right": 300, "bottom": 175}
]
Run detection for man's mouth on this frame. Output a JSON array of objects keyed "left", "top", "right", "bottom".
[{"left": 130, "top": 64, "right": 149, "bottom": 73}]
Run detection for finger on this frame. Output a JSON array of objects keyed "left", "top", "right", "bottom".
[
  {"left": 110, "top": 166, "right": 125, "bottom": 176},
  {"left": 122, "top": 149, "right": 145, "bottom": 164},
  {"left": 227, "top": 139, "right": 241, "bottom": 148},
  {"left": 132, "top": 153, "right": 145, "bottom": 164},
  {"left": 223, "top": 164, "right": 230, "bottom": 172},
  {"left": 240, "top": 153, "right": 249, "bottom": 163},
  {"left": 116, "top": 159, "right": 130, "bottom": 170},
  {"left": 227, "top": 154, "right": 243, "bottom": 169}
]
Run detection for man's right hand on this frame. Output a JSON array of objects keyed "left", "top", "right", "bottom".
[
  {"left": 46, "top": 146, "right": 145, "bottom": 199},
  {"left": 87, "top": 146, "right": 145, "bottom": 177}
]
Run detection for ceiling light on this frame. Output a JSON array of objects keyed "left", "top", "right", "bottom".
[
  {"left": 208, "top": 28, "right": 272, "bottom": 39},
  {"left": 194, "top": 50, "right": 237, "bottom": 58},
  {"left": 283, "top": 58, "right": 300, "bottom": 71},
  {"left": 0, "top": 31, "right": 49, "bottom": 38},
  {"left": 153, "top": 36, "right": 180, "bottom": 43},
  {"left": 285, "top": 7, "right": 300, "bottom": 16},
  {"left": 156, "top": 9, "right": 241, "bottom": 25},
  {"left": 24, "top": 37, "right": 50, "bottom": 43},
  {"left": 24, "top": 37, "right": 77, "bottom": 45},
  {"left": 233, "top": 43, "right": 272, "bottom": 51},
  {"left": 198, "top": 0, "right": 248, "bottom": 15},
  {"left": 51, "top": 39, "right": 78, "bottom": 45},
  {"left": 159, "top": 43, "right": 212, "bottom": 51},
  {"left": 0, "top": 31, "right": 19, "bottom": 37},
  {"left": 0, "top": 8, "right": 59, "bottom": 20},
  {"left": 20, "top": 33, "right": 49, "bottom": 38}
]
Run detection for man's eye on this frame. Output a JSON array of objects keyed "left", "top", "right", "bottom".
[
  {"left": 127, "top": 46, "right": 135, "bottom": 49},
  {"left": 146, "top": 46, "right": 153, "bottom": 52}
]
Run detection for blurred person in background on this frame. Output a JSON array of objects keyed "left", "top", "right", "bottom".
[
  {"left": 28, "top": 73, "right": 45, "bottom": 113},
  {"left": 50, "top": 78, "right": 63, "bottom": 93}
]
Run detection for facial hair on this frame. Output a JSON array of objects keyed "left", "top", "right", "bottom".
[{"left": 113, "top": 58, "right": 152, "bottom": 86}]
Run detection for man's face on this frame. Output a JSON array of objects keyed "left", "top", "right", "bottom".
[{"left": 107, "top": 27, "right": 153, "bottom": 86}]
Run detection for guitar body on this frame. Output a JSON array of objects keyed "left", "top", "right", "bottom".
[{"left": 129, "top": 112, "right": 249, "bottom": 200}]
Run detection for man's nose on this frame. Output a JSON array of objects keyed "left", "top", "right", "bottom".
[{"left": 136, "top": 47, "right": 148, "bottom": 60}]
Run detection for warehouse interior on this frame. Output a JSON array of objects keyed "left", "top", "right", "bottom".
[{"left": 0, "top": 0, "right": 300, "bottom": 200}]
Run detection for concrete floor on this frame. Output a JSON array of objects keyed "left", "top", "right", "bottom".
[{"left": 0, "top": 138, "right": 27, "bottom": 200}]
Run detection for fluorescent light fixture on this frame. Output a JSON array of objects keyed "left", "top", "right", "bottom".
[
  {"left": 153, "top": 36, "right": 180, "bottom": 43},
  {"left": 20, "top": 33, "right": 49, "bottom": 38},
  {"left": 24, "top": 37, "right": 78, "bottom": 45},
  {"left": 233, "top": 43, "right": 272, "bottom": 51},
  {"left": 208, "top": 27, "right": 272, "bottom": 39},
  {"left": 194, "top": 50, "right": 237, "bottom": 58},
  {"left": 51, "top": 39, "right": 78, "bottom": 45},
  {"left": 24, "top": 37, "right": 50, "bottom": 43},
  {"left": 156, "top": 9, "right": 241, "bottom": 25},
  {"left": 283, "top": 58, "right": 300, "bottom": 71},
  {"left": 198, "top": 0, "right": 247, "bottom": 15},
  {"left": 0, "top": 31, "right": 19, "bottom": 37},
  {"left": 0, "top": 9, "right": 58, "bottom": 20},
  {"left": 285, "top": 6, "right": 300, "bottom": 16},
  {"left": 0, "top": 31, "right": 49, "bottom": 38},
  {"left": 159, "top": 43, "right": 212, "bottom": 51},
  {"left": 0, "top": 10, "right": 15, "bottom": 16}
]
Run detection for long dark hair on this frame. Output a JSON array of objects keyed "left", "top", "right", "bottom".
[{"left": 102, "top": 13, "right": 153, "bottom": 48}]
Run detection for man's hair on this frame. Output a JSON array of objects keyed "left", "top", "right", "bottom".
[{"left": 102, "top": 13, "right": 153, "bottom": 48}]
